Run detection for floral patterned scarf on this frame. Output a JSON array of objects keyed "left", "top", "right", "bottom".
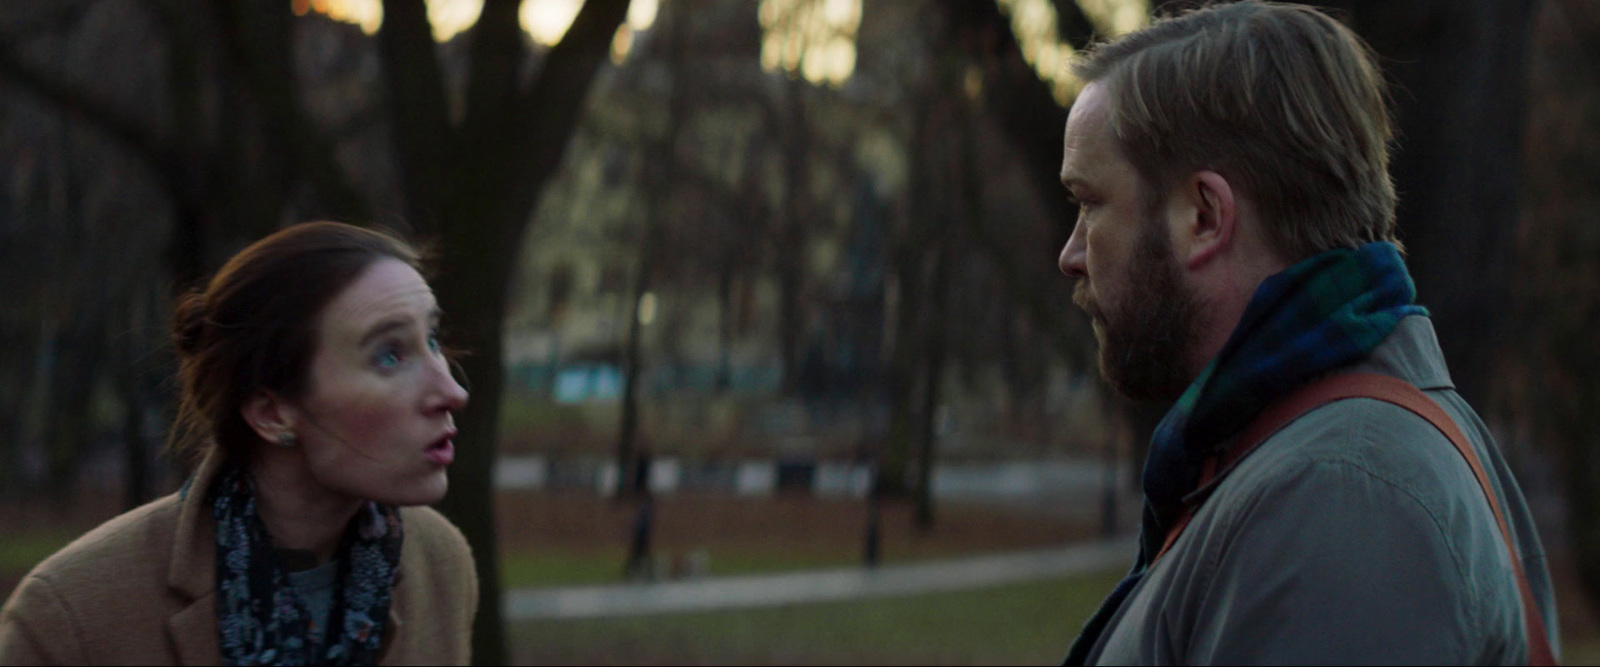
[{"left": 211, "top": 464, "right": 403, "bottom": 665}]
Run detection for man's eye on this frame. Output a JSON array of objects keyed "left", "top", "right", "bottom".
[{"left": 428, "top": 329, "right": 442, "bottom": 355}]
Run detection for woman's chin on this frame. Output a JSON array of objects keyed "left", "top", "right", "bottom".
[{"left": 374, "top": 472, "right": 448, "bottom": 507}]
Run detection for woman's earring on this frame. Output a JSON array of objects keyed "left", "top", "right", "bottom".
[{"left": 276, "top": 432, "right": 296, "bottom": 448}]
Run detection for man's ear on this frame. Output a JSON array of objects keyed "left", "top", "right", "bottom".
[
  {"left": 1178, "top": 170, "right": 1237, "bottom": 270},
  {"left": 241, "top": 391, "right": 297, "bottom": 445}
]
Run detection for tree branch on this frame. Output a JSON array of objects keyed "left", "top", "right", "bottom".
[
  {"left": 491, "top": 0, "right": 631, "bottom": 245},
  {"left": 0, "top": 41, "right": 184, "bottom": 195},
  {"left": 461, "top": 0, "right": 525, "bottom": 142},
  {"left": 1049, "top": 0, "right": 1100, "bottom": 49},
  {"left": 378, "top": 0, "right": 454, "bottom": 233},
  {"left": 948, "top": 0, "right": 1074, "bottom": 241},
  {"left": 0, "top": 0, "right": 102, "bottom": 43},
  {"left": 213, "top": 1, "right": 371, "bottom": 221}
]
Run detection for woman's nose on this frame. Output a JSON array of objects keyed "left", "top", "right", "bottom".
[{"left": 429, "top": 358, "right": 469, "bottom": 414}]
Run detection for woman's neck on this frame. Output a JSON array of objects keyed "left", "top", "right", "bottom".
[{"left": 246, "top": 448, "right": 364, "bottom": 564}]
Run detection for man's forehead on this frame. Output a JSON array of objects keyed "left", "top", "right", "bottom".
[{"left": 1061, "top": 83, "right": 1114, "bottom": 184}]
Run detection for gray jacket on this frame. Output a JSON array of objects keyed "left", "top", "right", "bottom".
[{"left": 1086, "top": 316, "right": 1558, "bottom": 665}]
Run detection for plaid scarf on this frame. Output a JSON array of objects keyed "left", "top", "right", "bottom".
[
  {"left": 211, "top": 464, "right": 403, "bottom": 665},
  {"left": 1065, "top": 241, "right": 1427, "bottom": 664}
]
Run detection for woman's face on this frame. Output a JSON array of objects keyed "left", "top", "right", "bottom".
[{"left": 291, "top": 258, "right": 468, "bottom": 506}]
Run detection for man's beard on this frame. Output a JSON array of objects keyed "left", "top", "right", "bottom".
[{"left": 1073, "top": 219, "right": 1204, "bottom": 402}]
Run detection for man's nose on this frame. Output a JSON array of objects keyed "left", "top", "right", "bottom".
[{"left": 1059, "top": 223, "right": 1087, "bottom": 278}]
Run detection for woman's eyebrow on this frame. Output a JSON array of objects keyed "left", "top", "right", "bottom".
[{"left": 359, "top": 316, "right": 414, "bottom": 347}]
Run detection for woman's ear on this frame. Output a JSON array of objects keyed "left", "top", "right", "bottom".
[
  {"left": 1179, "top": 170, "right": 1237, "bottom": 270},
  {"left": 241, "top": 391, "right": 297, "bottom": 445}
]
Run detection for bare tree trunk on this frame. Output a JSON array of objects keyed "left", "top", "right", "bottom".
[
  {"left": 878, "top": 98, "right": 937, "bottom": 498},
  {"left": 615, "top": 0, "right": 687, "bottom": 500},
  {"left": 776, "top": 76, "right": 809, "bottom": 394},
  {"left": 615, "top": 228, "right": 655, "bottom": 500},
  {"left": 1322, "top": 0, "right": 1538, "bottom": 408},
  {"left": 377, "top": 2, "right": 631, "bottom": 661},
  {"left": 428, "top": 205, "right": 515, "bottom": 665},
  {"left": 716, "top": 260, "right": 735, "bottom": 392},
  {"left": 913, "top": 223, "right": 952, "bottom": 531}
]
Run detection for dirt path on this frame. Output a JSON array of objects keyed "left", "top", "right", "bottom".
[{"left": 504, "top": 536, "right": 1135, "bottom": 619}]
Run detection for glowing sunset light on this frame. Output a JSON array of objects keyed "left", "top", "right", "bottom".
[
  {"left": 758, "top": 0, "right": 862, "bottom": 87},
  {"left": 996, "top": 0, "right": 1148, "bottom": 104},
  {"left": 309, "top": 0, "right": 659, "bottom": 45}
]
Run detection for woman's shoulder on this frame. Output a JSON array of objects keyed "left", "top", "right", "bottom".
[
  {"left": 2, "top": 491, "right": 185, "bottom": 659},
  {"left": 398, "top": 505, "right": 473, "bottom": 563},
  {"left": 19, "top": 493, "right": 183, "bottom": 592},
  {"left": 393, "top": 505, "right": 477, "bottom": 614}
]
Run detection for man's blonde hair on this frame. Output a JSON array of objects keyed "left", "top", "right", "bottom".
[{"left": 1072, "top": 1, "right": 1399, "bottom": 260}]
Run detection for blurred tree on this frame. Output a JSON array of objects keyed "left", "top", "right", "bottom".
[
  {"left": 1506, "top": 0, "right": 1600, "bottom": 617},
  {"left": 0, "top": 1, "right": 177, "bottom": 503},
  {"left": 375, "top": 1, "right": 631, "bottom": 661},
  {"left": 615, "top": 0, "right": 689, "bottom": 501},
  {"left": 1316, "top": 0, "right": 1538, "bottom": 409}
]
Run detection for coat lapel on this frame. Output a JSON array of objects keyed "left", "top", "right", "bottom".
[
  {"left": 166, "top": 452, "right": 224, "bottom": 665},
  {"left": 166, "top": 593, "right": 221, "bottom": 666},
  {"left": 378, "top": 561, "right": 408, "bottom": 661}
]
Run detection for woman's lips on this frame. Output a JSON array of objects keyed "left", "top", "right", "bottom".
[{"left": 425, "top": 438, "right": 455, "bottom": 466}]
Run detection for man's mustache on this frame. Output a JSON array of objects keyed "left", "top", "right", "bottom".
[{"left": 1072, "top": 280, "right": 1102, "bottom": 321}]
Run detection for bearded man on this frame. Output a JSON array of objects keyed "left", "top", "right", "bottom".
[{"left": 1056, "top": 3, "right": 1558, "bottom": 664}]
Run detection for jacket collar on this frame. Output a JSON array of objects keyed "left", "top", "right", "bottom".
[
  {"left": 1181, "top": 315, "right": 1456, "bottom": 509},
  {"left": 168, "top": 450, "right": 224, "bottom": 601},
  {"left": 163, "top": 451, "right": 410, "bottom": 663},
  {"left": 1346, "top": 315, "right": 1455, "bottom": 391},
  {"left": 167, "top": 450, "right": 226, "bottom": 665}
]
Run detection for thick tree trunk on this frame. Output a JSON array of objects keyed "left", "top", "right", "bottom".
[
  {"left": 1323, "top": 0, "right": 1537, "bottom": 408},
  {"left": 377, "top": 2, "right": 631, "bottom": 662},
  {"left": 430, "top": 216, "right": 515, "bottom": 665}
]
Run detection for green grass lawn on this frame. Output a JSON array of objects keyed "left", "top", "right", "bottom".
[
  {"left": 508, "top": 568, "right": 1128, "bottom": 665},
  {"left": 0, "top": 532, "right": 77, "bottom": 575}
]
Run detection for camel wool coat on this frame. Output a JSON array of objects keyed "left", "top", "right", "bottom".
[{"left": 0, "top": 452, "right": 478, "bottom": 665}]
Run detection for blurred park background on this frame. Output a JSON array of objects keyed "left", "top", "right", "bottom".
[{"left": 1, "top": 0, "right": 1598, "bottom": 664}]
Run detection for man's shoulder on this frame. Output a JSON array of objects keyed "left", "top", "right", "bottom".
[{"left": 1239, "top": 389, "right": 1480, "bottom": 500}]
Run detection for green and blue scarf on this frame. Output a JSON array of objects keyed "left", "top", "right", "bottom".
[{"left": 1065, "top": 241, "right": 1428, "bottom": 664}]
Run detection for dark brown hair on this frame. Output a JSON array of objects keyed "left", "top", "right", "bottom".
[
  {"left": 1072, "top": 1, "right": 1399, "bottom": 261},
  {"left": 168, "top": 221, "right": 426, "bottom": 464}
]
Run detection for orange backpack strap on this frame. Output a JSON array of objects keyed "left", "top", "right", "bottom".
[{"left": 1154, "top": 372, "right": 1555, "bottom": 665}]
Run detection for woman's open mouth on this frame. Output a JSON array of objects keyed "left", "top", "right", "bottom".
[{"left": 425, "top": 435, "right": 455, "bottom": 466}]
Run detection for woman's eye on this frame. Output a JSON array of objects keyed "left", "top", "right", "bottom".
[
  {"left": 428, "top": 330, "right": 442, "bottom": 355},
  {"left": 374, "top": 344, "right": 403, "bottom": 370}
]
